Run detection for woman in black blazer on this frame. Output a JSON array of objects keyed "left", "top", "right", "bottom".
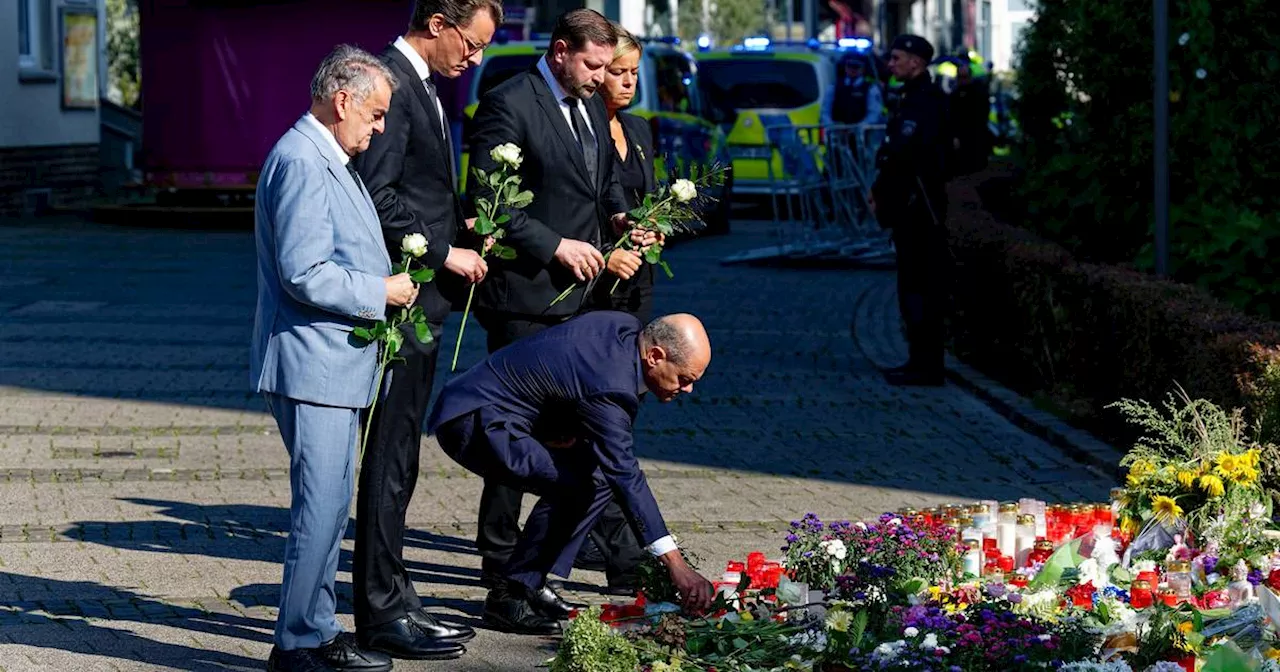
[{"left": 594, "top": 27, "right": 658, "bottom": 324}]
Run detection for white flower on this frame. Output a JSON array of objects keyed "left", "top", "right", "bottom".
[
  {"left": 887, "top": 517, "right": 903, "bottom": 526},
  {"left": 1196, "top": 68, "right": 1207, "bottom": 79},
  {"left": 819, "top": 539, "right": 848, "bottom": 561},
  {"left": 903, "top": 626, "right": 919, "bottom": 637},
  {"left": 825, "top": 610, "right": 853, "bottom": 632},
  {"left": 920, "top": 633, "right": 939, "bottom": 650},
  {"left": 854, "top": 521, "right": 867, "bottom": 530},
  {"left": 1077, "top": 558, "right": 1100, "bottom": 585},
  {"left": 400, "top": 233, "right": 428, "bottom": 258},
  {"left": 1178, "top": 32, "right": 1190, "bottom": 46},
  {"left": 671, "top": 178, "right": 698, "bottom": 203},
  {"left": 490, "top": 143, "right": 523, "bottom": 169},
  {"left": 1133, "top": 560, "right": 1157, "bottom": 573}
]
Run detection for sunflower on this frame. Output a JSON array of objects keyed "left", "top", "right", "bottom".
[
  {"left": 1198, "top": 473, "right": 1226, "bottom": 498},
  {"left": 1151, "top": 495, "right": 1184, "bottom": 526},
  {"left": 1215, "top": 453, "right": 1240, "bottom": 479},
  {"left": 1119, "top": 515, "right": 1141, "bottom": 536},
  {"left": 1229, "top": 462, "right": 1260, "bottom": 486},
  {"left": 1176, "top": 470, "right": 1197, "bottom": 489},
  {"left": 1127, "top": 459, "right": 1156, "bottom": 487}
]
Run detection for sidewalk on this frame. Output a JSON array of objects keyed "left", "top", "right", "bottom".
[{"left": 0, "top": 216, "right": 1117, "bottom": 670}]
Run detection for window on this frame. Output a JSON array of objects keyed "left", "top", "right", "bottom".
[
  {"left": 979, "top": 1, "right": 992, "bottom": 62},
  {"left": 653, "top": 54, "right": 695, "bottom": 115},
  {"left": 1008, "top": 0, "right": 1034, "bottom": 12},
  {"left": 17, "top": 0, "right": 46, "bottom": 71},
  {"left": 698, "top": 58, "right": 821, "bottom": 111}
]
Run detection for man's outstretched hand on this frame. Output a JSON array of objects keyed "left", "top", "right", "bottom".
[{"left": 661, "top": 549, "right": 714, "bottom": 613}]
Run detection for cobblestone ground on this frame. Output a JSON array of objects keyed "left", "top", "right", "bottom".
[{"left": 0, "top": 215, "right": 1116, "bottom": 671}]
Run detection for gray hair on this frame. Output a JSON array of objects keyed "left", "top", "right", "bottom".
[
  {"left": 641, "top": 316, "right": 687, "bottom": 364},
  {"left": 310, "top": 44, "right": 400, "bottom": 104}
]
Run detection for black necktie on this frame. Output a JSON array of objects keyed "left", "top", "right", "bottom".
[
  {"left": 346, "top": 161, "right": 363, "bottom": 190},
  {"left": 423, "top": 77, "right": 457, "bottom": 189},
  {"left": 564, "top": 95, "right": 598, "bottom": 188}
]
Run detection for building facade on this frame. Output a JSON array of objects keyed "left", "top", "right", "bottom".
[{"left": 2, "top": 0, "right": 107, "bottom": 216}]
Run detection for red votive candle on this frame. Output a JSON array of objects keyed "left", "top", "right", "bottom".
[{"left": 747, "top": 552, "right": 765, "bottom": 574}]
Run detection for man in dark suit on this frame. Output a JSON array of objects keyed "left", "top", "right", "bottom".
[
  {"left": 464, "top": 9, "right": 650, "bottom": 590},
  {"left": 349, "top": 0, "right": 502, "bottom": 660},
  {"left": 427, "top": 312, "right": 717, "bottom": 633}
]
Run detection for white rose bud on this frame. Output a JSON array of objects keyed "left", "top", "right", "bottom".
[
  {"left": 671, "top": 178, "right": 698, "bottom": 203},
  {"left": 490, "top": 143, "right": 523, "bottom": 170},
  {"left": 401, "top": 233, "right": 428, "bottom": 258}
]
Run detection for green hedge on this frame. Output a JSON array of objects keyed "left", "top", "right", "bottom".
[
  {"left": 945, "top": 170, "right": 1280, "bottom": 490},
  {"left": 1014, "top": 0, "right": 1280, "bottom": 317}
]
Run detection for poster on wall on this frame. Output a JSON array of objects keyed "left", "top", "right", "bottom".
[{"left": 60, "top": 7, "right": 99, "bottom": 110}]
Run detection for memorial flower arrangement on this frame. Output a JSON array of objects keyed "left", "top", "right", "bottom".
[
  {"left": 553, "top": 392, "right": 1280, "bottom": 671},
  {"left": 450, "top": 142, "right": 529, "bottom": 371}
]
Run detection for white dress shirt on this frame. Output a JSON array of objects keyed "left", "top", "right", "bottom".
[
  {"left": 537, "top": 56, "right": 595, "bottom": 143},
  {"left": 301, "top": 113, "right": 350, "bottom": 165}
]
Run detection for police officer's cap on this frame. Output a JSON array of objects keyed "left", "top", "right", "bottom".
[{"left": 889, "top": 34, "right": 935, "bottom": 63}]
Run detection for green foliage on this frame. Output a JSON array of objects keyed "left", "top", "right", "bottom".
[
  {"left": 1014, "top": 0, "right": 1280, "bottom": 317},
  {"left": 635, "top": 547, "right": 702, "bottom": 604},
  {"left": 105, "top": 0, "right": 140, "bottom": 108},
  {"left": 677, "top": 0, "right": 766, "bottom": 46},
  {"left": 550, "top": 607, "right": 640, "bottom": 672}
]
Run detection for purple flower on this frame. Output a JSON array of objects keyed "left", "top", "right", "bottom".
[
  {"left": 1202, "top": 555, "right": 1219, "bottom": 575},
  {"left": 1249, "top": 569, "right": 1265, "bottom": 586}
]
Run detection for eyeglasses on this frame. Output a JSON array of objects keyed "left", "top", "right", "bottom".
[{"left": 452, "top": 25, "right": 487, "bottom": 57}]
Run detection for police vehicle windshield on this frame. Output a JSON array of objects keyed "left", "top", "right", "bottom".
[{"left": 698, "top": 58, "right": 820, "bottom": 110}]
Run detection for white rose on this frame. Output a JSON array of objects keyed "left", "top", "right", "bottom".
[
  {"left": 819, "top": 539, "right": 847, "bottom": 560},
  {"left": 400, "top": 233, "right": 428, "bottom": 258},
  {"left": 671, "top": 178, "right": 697, "bottom": 203},
  {"left": 490, "top": 143, "right": 523, "bottom": 170}
]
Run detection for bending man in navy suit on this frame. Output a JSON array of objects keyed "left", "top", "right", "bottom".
[{"left": 427, "top": 311, "right": 717, "bottom": 634}]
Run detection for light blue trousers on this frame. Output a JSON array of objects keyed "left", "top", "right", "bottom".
[{"left": 265, "top": 393, "right": 358, "bottom": 650}]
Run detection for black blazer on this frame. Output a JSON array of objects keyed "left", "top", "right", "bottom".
[
  {"left": 353, "top": 44, "right": 466, "bottom": 323},
  {"left": 616, "top": 112, "right": 657, "bottom": 208},
  {"left": 467, "top": 63, "right": 630, "bottom": 318}
]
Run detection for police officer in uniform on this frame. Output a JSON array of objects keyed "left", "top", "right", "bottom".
[
  {"left": 827, "top": 52, "right": 884, "bottom": 127},
  {"left": 871, "top": 34, "right": 950, "bottom": 387}
]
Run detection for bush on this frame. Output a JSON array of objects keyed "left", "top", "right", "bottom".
[
  {"left": 1014, "top": 0, "right": 1280, "bottom": 317},
  {"left": 945, "top": 170, "right": 1280, "bottom": 495}
]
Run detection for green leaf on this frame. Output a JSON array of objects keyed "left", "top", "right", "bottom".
[
  {"left": 372, "top": 321, "right": 389, "bottom": 338},
  {"left": 352, "top": 326, "right": 374, "bottom": 341},
  {"left": 732, "top": 637, "right": 748, "bottom": 650},
  {"left": 493, "top": 244, "right": 518, "bottom": 260},
  {"left": 504, "top": 182, "right": 518, "bottom": 202},
  {"left": 488, "top": 171, "right": 503, "bottom": 188},
  {"left": 473, "top": 168, "right": 488, "bottom": 186},
  {"left": 386, "top": 330, "right": 404, "bottom": 355},
  {"left": 475, "top": 197, "right": 493, "bottom": 214},
  {"left": 492, "top": 228, "right": 506, "bottom": 239},
  {"left": 408, "top": 306, "right": 424, "bottom": 321},
  {"left": 409, "top": 268, "right": 435, "bottom": 284},
  {"left": 474, "top": 210, "right": 496, "bottom": 236},
  {"left": 509, "top": 190, "right": 535, "bottom": 208},
  {"left": 414, "top": 321, "right": 431, "bottom": 344},
  {"left": 494, "top": 213, "right": 510, "bottom": 225},
  {"left": 659, "top": 260, "right": 674, "bottom": 278},
  {"left": 644, "top": 246, "right": 663, "bottom": 264}
]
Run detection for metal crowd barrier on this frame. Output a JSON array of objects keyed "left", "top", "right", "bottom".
[{"left": 720, "top": 122, "right": 895, "bottom": 267}]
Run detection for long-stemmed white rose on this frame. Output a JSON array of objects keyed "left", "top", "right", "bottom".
[
  {"left": 353, "top": 233, "right": 435, "bottom": 460},
  {"left": 450, "top": 143, "right": 531, "bottom": 371},
  {"left": 549, "top": 166, "right": 728, "bottom": 307}
]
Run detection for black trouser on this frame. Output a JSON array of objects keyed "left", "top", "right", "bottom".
[
  {"left": 889, "top": 191, "right": 951, "bottom": 374},
  {"left": 472, "top": 308, "right": 643, "bottom": 585},
  {"left": 352, "top": 310, "right": 445, "bottom": 629},
  {"left": 593, "top": 266, "right": 655, "bottom": 326}
]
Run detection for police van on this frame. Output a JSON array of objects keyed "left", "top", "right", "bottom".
[
  {"left": 693, "top": 38, "right": 844, "bottom": 194},
  {"left": 458, "top": 38, "right": 734, "bottom": 234}
]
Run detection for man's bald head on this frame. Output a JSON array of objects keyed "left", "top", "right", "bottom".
[{"left": 640, "top": 314, "right": 710, "bottom": 402}]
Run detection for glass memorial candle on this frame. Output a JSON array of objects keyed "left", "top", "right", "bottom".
[
  {"left": 1130, "top": 579, "right": 1153, "bottom": 609},
  {"left": 997, "top": 502, "right": 1019, "bottom": 560},
  {"left": 1166, "top": 560, "right": 1192, "bottom": 601},
  {"left": 1015, "top": 514, "right": 1037, "bottom": 567}
]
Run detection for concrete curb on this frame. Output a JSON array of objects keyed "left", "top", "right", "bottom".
[{"left": 850, "top": 272, "right": 1123, "bottom": 483}]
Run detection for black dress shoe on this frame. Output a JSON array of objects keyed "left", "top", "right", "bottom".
[
  {"left": 315, "top": 633, "right": 393, "bottom": 671},
  {"left": 267, "top": 647, "right": 335, "bottom": 672},
  {"left": 406, "top": 608, "right": 476, "bottom": 644},
  {"left": 884, "top": 368, "right": 945, "bottom": 387},
  {"left": 572, "top": 536, "right": 607, "bottom": 572},
  {"left": 482, "top": 588, "right": 562, "bottom": 635},
  {"left": 357, "top": 618, "right": 465, "bottom": 661},
  {"left": 526, "top": 584, "right": 587, "bottom": 620}
]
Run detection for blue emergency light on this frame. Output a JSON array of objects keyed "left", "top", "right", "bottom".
[
  {"left": 838, "top": 37, "right": 872, "bottom": 50},
  {"left": 742, "top": 36, "right": 771, "bottom": 50}
]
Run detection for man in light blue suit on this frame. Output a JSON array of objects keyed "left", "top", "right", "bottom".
[{"left": 251, "top": 44, "right": 421, "bottom": 672}]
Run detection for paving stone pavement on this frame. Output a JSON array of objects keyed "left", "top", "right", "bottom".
[{"left": 0, "top": 215, "right": 1118, "bottom": 671}]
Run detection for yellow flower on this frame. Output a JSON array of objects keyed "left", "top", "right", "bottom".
[
  {"left": 1127, "top": 460, "right": 1156, "bottom": 487},
  {"left": 1176, "top": 470, "right": 1197, "bottom": 488},
  {"left": 1265, "top": 646, "right": 1280, "bottom": 661},
  {"left": 1120, "top": 515, "right": 1141, "bottom": 536},
  {"left": 1151, "top": 495, "right": 1184, "bottom": 526},
  {"left": 738, "top": 610, "right": 754, "bottom": 622},
  {"left": 1230, "top": 463, "right": 1260, "bottom": 486},
  {"left": 825, "top": 610, "right": 852, "bottom": 632},
  {"left": 1215, "top": 453, "right": 1239, "bottom": 479},
  {"left": 1198, "top": 474, "right": 1226, "bottom": 498}
]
